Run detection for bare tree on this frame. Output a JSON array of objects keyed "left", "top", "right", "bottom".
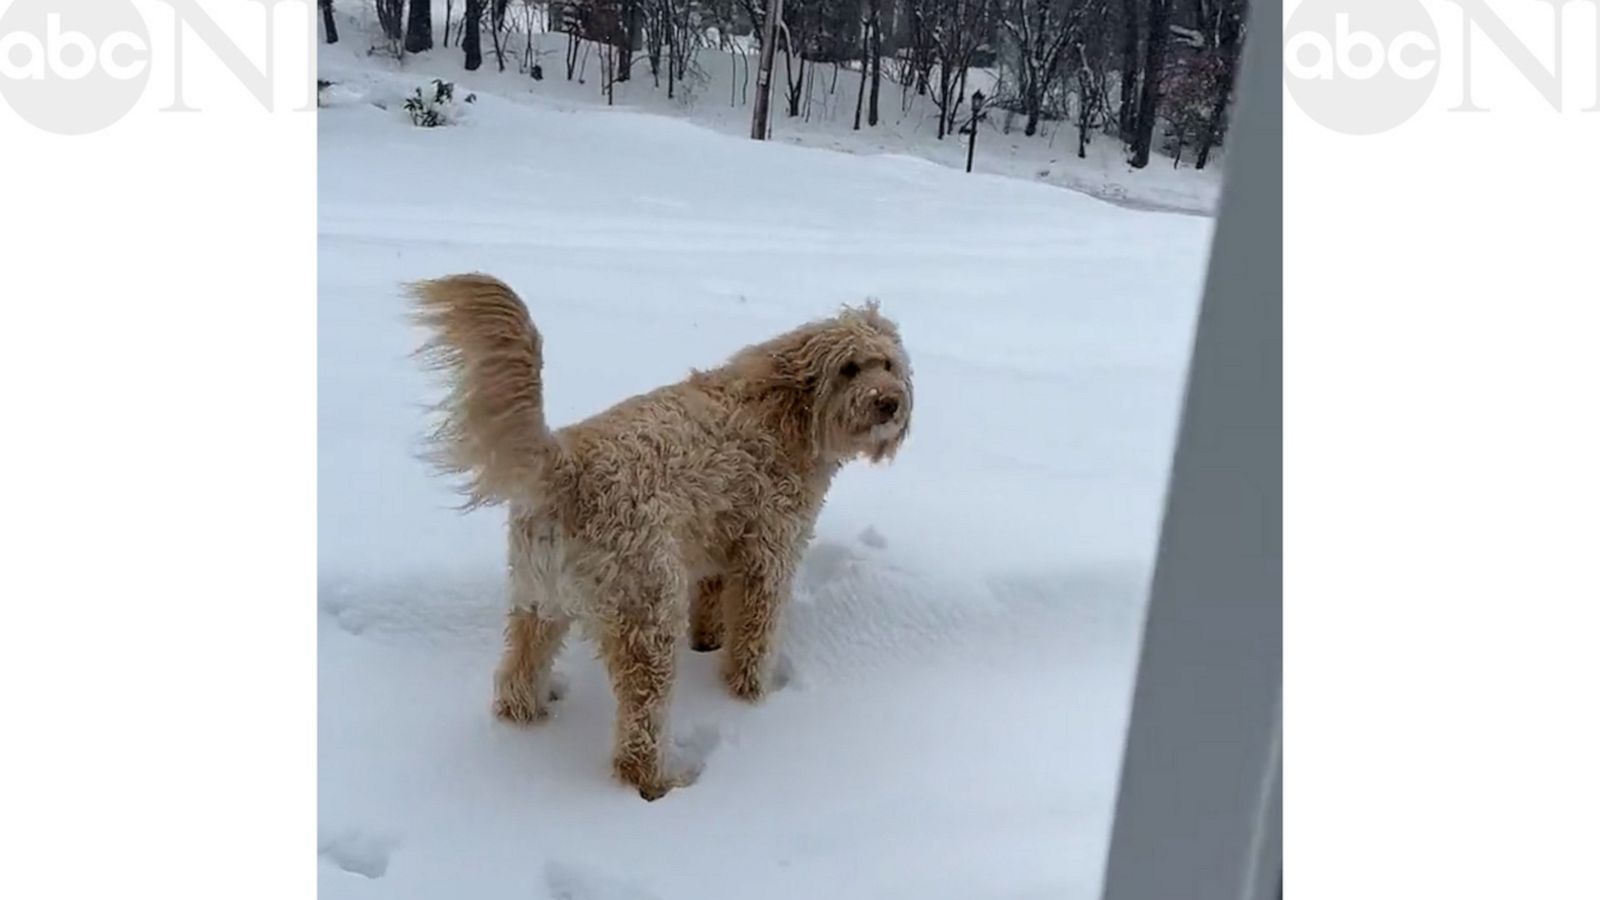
[
  {"left": 406, "top": 0, "right": 434, "bottom": 52},
  {"left": 910, "top": 0, "right": 993, "bottom": 139},
  {"left": 489, "top": 0, "right": 511, "bottom": 70},
  {"left": 866, "top": 0, "right": 882, "bottom": 124},
  {"left": 751, "top": 0, "right": 783, "bottom": 138},
  {"left": 1117, "top": 0, "right": 1140, "bottom": 140},
  {"left": 853, "top": 0, "right": 870, "bottom": 128},
  {"left": 320, "top": 0, "right": 339, "bottom": 43},
  {"left": 463, "top": 0, "right": 484, "bottom": 69},
  {"left": 619, "top": 0, "right": 640, "bottom": 81},
  {"left": 1193, "top": 0, "right": 1244, "bottom": 169},
  {"left": 997, "top": 0, "right": 1074, "bottom": 137},
  {"left": 1065, "top": 1, "right": 1113, "bottom": 158},
  {"left": 904, "top": 4, "right": 934, "bottom": 97},
  {"left": 1127, "top": 0, "right": 1169, "bottom": 167},
  {"left": 780, "top": 23, "right": 805, "bottom": 117},
  {"left": 374, "top": 0, "right": 405, "bottom": 45}
]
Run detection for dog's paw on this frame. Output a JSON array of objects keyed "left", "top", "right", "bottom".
[
  {"left": 689, "top": 611, "right": 722, "bottom": 651},
  {"left": 636, "top": 781, "right": 672, "bottom": 802},
  {"left": 492, "top": 672, "right": 567, "bottom": 725},
  {"left": 722, "top": 656, "right": 798, "bottom": 702},
  {"left": 721, "top": 663, "right": 766, "bottom": 703},
  {"left": 493, "top": 693, "right": 550, "bottom": 725},
  {"left": 613, "top": 755, "right": 689, "bottom": 802}
]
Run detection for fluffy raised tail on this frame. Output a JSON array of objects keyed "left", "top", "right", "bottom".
[{"left": 409, "top": 273, "right": 554, "bottom": 508}]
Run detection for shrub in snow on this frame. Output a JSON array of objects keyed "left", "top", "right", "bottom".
[{"left": 404, "top": 79, "right": 476, "bottom": 128}]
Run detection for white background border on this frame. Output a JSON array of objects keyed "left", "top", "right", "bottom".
[
  {"left": 3, "top": 1, "right": 315, "bottom": 896},
  {"left": 1286, "top": 0, "right": 1599, "bottom": 897},
  {"left": 1, "top": 0, "right": 1596, "bottom": 895}
]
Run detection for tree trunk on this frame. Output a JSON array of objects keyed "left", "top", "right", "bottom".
[
  {"left": 751, "top": 0, "right": 784, "bottom": 139},
  {"left": 405, "top": 0, "right": 433, "bottom": 52},
  {"left": 1078, "top": 87, "right": 1091, "bottom": 158},
  {"left": 1195, "top": 9, "right": 1240, "bottom": 170},
  {"left": 463, "top": 0, "right": 484, "bottom": 70},
  {"left": 319, "top": 0, "right": 338, "bottom": 44},
  {"left": 647, "top": 8, "right": 661, "bottom": 83},
  {"left": 867, "top": 1, "right": 881, "bottom": 126},
  {"left": 1129, "top": 0, "right": 1170, "bottom": 168},
  {"left": 784, "top": 46, "right": 804, "bottom": 117},
  {"left": 853, "top": 3, "right": 869, "bottom": 130},
  {"left": 619, "top": 0, "right": 637, "bottom": 82},
  {"left": 1119, "top": 0, "right": 1141, "bottom": 141},
  {"left": 489, "top": 16, "right": 505, "bottom": 70},
  {"left": 935, "top": 65, "right": 951, "bottom": 139},
  {"left": 489, "top": 0, "right": 508, "bottom": 70},
  {"left": 667, "top": 5, "right": 676, "bottom": 100},
  {"left": 1022, "top": 64, "right": 1041, "bottom": 136},
  {"left": 444, "top": 0, "right": 454, "bottom": 46},
  {"left": 376, "top": 0, "right": 404, "bottom": 42},
  {"left": 952, "top": 63, "right": 967, "bottom": 134}
]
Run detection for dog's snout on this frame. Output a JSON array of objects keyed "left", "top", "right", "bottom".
[{"left": 876, "top": 396, "right": 900, "bottom": 421}]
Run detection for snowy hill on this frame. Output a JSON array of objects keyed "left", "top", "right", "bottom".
[{"left": 318, "top": 15, "right": 1215, "bottom": 898}]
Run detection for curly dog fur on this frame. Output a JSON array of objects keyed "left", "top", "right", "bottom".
[{"left": 409, "top": 273, "right": 913, "bottom": 800}]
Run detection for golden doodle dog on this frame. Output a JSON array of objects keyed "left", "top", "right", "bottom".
[{"left": 409, "top": 273, "right": 913, "bottom": 800}]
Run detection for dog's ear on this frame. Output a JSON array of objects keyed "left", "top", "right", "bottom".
[
  {"left": 730, "top": 321, "right": 843, "bottom": 455},
  {"left": 736, "top": 321, "right": 842, "bottom": 392}
]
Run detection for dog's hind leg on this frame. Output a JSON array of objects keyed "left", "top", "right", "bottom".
[
  {"left": 689, "top": 576, "right": 725, "bottom": 652},
  {"left": 493, "top": 607, "right": 570, "bottom": 724},
  {"left": 597, "top": 565, "right": 690, "bottom": 801},
  {"left": 496, "top": 514, "right": 572, "bottom": 724}
]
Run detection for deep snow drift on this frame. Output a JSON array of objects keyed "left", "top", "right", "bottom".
[{"left": 318, "top": 29, "right": 1215, "bottom": 900}]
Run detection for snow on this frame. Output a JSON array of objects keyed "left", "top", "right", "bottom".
[{"left": 318, "top": 11, "right": 1215, "bottom": 899}]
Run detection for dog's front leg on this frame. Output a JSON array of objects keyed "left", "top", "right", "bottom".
[{"left": 720, "top": 567, "right": 793, "bottom": 703}]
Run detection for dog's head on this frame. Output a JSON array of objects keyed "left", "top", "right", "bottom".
[{"left": 735, "top": 301, "right": 913, "bottom": 464}]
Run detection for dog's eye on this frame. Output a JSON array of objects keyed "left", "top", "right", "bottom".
[
  {"left": 883, "top": 359, "right": 893, "bottom": 373},
  {"left": 841, "top": 361, "right": 860, "bottom": 379}
]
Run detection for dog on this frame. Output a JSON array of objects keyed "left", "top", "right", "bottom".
[{"left": 409, "top": 273, "right": 913, "bottom": 800}]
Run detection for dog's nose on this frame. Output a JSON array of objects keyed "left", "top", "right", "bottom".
[{"left": 876, "top": 396, "right": 900, "bottom": 421}]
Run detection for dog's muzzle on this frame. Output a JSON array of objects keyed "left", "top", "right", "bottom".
[{"left": 874, "top": 396, "right": 900, "bottom": 424}]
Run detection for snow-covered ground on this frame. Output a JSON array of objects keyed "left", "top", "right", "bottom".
[
  {"left": 318, "top": 16, "right": 1215, "bottom": 899},
  {"left": 317, "top": 4, "right": 1224, "bottom": 216}
]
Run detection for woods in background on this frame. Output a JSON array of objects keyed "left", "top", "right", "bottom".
[{"left": 346, "top": 0, "right": 1248, "bottom": 169}]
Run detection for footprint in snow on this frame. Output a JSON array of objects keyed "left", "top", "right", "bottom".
[
  {"left": 544, "top": 860, "right": 662, "bottom": 900},
  {"left": 665, "top": 722, "right": 723, "bottom": 785},
  {"left": 318, "top": 829, "right": 397, "bottom": 879},
  {"left": 771, "top": 653, "right": 803, "bottom": 692}
]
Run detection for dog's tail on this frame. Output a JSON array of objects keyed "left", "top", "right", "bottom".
[{"left": 409, "top": 273, "right": 555, "bottom": 508}]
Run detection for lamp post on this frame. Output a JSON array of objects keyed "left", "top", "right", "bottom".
[{"left": 966, "top": 90, "right": 985, "bottom": 173}]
